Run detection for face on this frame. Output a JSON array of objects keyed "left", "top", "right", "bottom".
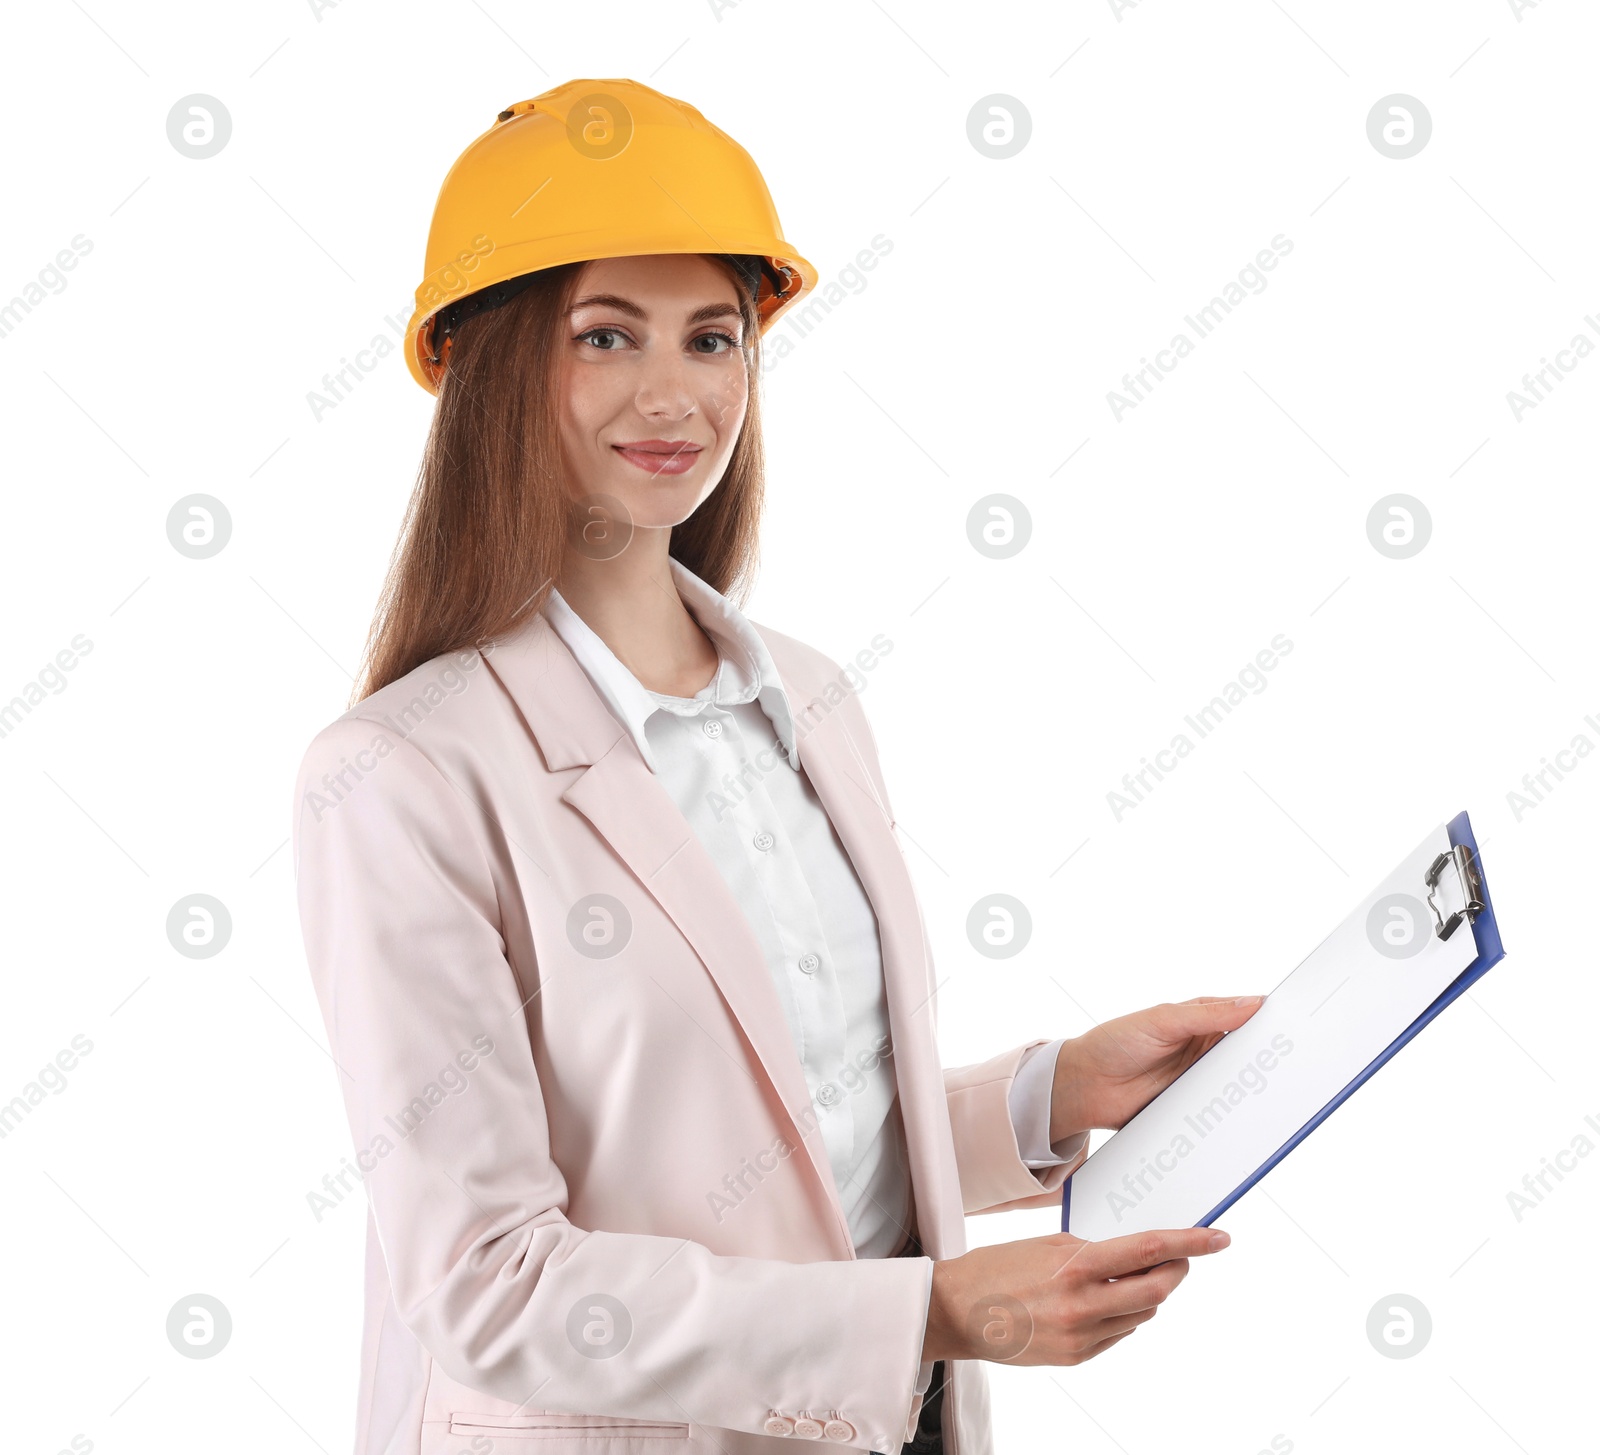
[{"left": 556, "top": 254, "right": 751, "bottom": 531}]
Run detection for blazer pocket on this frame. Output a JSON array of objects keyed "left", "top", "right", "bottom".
[{"left": 448, "top": 1411, "right": 691, "bottom": 1440}]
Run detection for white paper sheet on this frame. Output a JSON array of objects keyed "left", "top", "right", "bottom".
[{"left": 1064, "top": 823, "right": 1481, "bottom": 1241}]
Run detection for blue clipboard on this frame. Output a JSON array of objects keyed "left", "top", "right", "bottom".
[{"left": 1062, "top": 810, "right": 1506, "bottom": 1237}]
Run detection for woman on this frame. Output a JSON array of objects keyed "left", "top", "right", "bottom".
[{"left": 293, "top": 79, "right": 1258, "bottom": 1455}]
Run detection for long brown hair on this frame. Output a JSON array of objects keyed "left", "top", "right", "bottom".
[{"left": 349, "top": 255, "right": 767, "bottom": 706}]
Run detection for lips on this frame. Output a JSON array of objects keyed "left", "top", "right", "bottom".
[{"left": 612, "top": 439, "right": 704, "bottom": 477}]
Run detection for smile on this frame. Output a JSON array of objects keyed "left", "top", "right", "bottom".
[{"left": 612, "top": 440, "right": 703, "bottom": 477}]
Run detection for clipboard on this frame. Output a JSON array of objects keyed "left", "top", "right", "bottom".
[{"left": 1061, "top": 810, "right": 1505, "bottom": 1241}]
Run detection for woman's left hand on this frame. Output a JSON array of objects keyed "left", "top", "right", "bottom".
[{"left": 1049, "top": 995, "right": 1267, "bottom": 1144}]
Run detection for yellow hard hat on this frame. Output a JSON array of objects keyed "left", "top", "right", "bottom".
[{"left": 403, "top": 78, "right": 817, "bottom": 394}]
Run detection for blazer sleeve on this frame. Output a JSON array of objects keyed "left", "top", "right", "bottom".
[
  {"left": 292, "top": 719, "right": 932, "bottom": 1452},
  {"left": 944, "top": 1042, "right": 1091, "bottom": 1215}
]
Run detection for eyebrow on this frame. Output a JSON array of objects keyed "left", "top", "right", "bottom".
[{"left": 568, "top": 293, "right": 743, "bottom": 326}]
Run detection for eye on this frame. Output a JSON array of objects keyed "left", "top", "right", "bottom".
[
  {"left": 575, "top": 326, "right": 632, "bottom": 351},
  {"left": 690, "top": 330, "right": 740, "bottom": 356}
]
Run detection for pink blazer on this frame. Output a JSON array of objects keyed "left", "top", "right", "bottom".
[{"left": 292, "top": 607, "right": 1087, "bottom": 1455}]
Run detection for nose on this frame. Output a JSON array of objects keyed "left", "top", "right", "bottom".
[{"left": 633, "top": 348, "right": 696, "bottom": 422}]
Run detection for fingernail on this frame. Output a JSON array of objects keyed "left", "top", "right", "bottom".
[
  {"left": 1208, "top": 1230, "right": 1231, "bottom": 1251},
  {"left": 1234, "top": 995, "right": 1264, "bottom": 1006}
]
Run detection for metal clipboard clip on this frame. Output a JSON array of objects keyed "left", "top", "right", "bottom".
[{"left": 1424, "top": 843, "right": 1484, "bottom": 942}]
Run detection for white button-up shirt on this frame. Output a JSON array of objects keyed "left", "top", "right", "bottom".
[{"left": 541, "top": 559, "right": 1077, "bottom": 1398}]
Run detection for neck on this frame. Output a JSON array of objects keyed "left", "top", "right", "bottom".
[{"left": 556, "top": 530, "right": 718, "bottom": 697}]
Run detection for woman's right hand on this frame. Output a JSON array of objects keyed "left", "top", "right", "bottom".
[{"left": 920, "top": 1226, "right": 1231, "bottom": 1366}]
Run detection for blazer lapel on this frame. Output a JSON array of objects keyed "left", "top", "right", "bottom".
[
  {"left": 767, "top": 644, "right": 964, "bottom": 1264},
  {"left": 478, "top": 611, "right": 858, "bottom": 1257}
]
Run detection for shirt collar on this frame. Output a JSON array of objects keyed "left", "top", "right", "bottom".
[{"left": 540, "top": 557, "right": 800, "bottom": 776}]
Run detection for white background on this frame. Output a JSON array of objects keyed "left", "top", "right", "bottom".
[{"left": 1, "top": 2, "right": 1592, "bottom": 1453}]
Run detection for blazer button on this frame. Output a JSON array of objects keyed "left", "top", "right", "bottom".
[
  {"left": 823, "top": 1418, "right": 856, "bottom": 1442},
  {"left": 753, "top": 831, "right": 775, "bottom": 851},
  {"left": 792, "top": 1412, "right": 824, "bottom": 1438},
  {"left": 764, "top": 1413, "right": 794, "bottom": 1436}
]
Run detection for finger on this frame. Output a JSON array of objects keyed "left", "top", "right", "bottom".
[
  {"left": 1064, "top": 1226, "right": 1228, "bottom": 1283},
  {"left": 1152, "top": 995, "right": 1266, "bottom": 1040},
  {"left": 1081, "top": 1258, "right": 1190, "bottom": 1321},
  {"left": 1092, "top": 1304, "right": 1161, "bottom": 1342},
  {"left": 1073, "top": 1326, "right": 1138, "bottom": 1364},
  {"left": 1036, "top": 1229, "right": 1100, "bottom": 1280}
]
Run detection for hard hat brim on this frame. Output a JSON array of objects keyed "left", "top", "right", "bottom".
[{"left": 403, "top": 242, "right": 815, "bottom": 395}]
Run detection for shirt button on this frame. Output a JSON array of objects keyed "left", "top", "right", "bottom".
[
  {"left": 823, "top": 1418, "right": 856, "bottom": 1442},
  {"left": 792, "top": 1414, "right": 824, "bottom": 1439},
  {"left": 798, "top": 952, "right": 820, "bottom": 975},
  {"left": 703, "top": 719, "right": 723, "bottom": 739},
  {"left": 816, "top": 1083, "right": 841, "bottom": 1107},
  {"left": 753, "top": 831, "right": 775, "bottom": 851}
]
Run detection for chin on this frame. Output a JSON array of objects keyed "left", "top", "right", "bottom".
[{"left": 609, "top": 480, "right": 705, "bottom": 530}]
